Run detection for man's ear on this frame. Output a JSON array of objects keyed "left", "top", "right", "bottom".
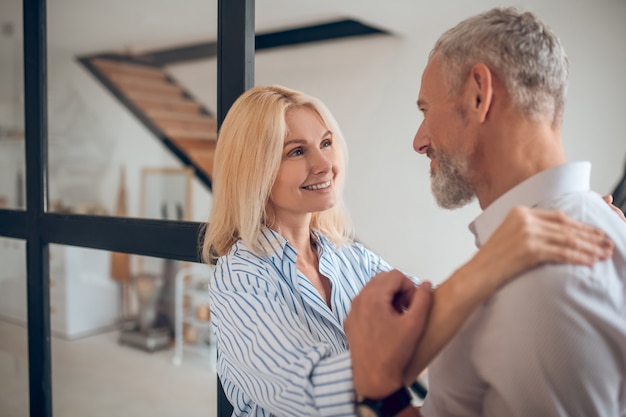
[{"left": 467, "top": 63, "right": 493, "bottom": 123}]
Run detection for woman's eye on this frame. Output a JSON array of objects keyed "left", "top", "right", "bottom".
[
  {"left": 287, "top": 148, "right": 303, "bottom": 157},
  {"left": 321, "top": 139, "right": 332, "bottom": 148}
]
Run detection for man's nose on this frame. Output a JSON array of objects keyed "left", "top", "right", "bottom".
[{"left": 413, "top": 123, "right": 430, "bottom": 154}]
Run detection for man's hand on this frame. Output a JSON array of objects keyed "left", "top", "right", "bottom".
[{"left": 344, "top": 270, "right": 433, "bottom": 399}]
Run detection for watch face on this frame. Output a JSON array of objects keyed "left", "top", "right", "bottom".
[{"left": 356, "top": 404, "right": 380, "bottom": 417}]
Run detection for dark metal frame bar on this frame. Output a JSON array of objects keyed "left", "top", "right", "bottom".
[
  {"left": 135, "top": 18, "right": 387, "bottom": 66},
  {"left": 0, "top": 0, "right": 255, "bottom": 415},
  {"left": 216, "top": 2, "right": 255, "bottom": 415},
  {"left": 217, "top": 0, "right": 255, "bottom": 125},
  {"left": 23, "top": 0, "right": 51, "bottom": 414}
]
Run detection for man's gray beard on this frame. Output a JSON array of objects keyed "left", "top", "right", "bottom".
[{"left": 430, "top": 151, "right": 475, "bottom": 209}]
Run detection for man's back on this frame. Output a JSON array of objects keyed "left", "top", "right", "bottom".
[{"left": 421, "top": 163, "right": 626, "bottom": 417}]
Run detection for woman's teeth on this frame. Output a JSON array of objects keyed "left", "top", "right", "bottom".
[{"left": 303, "top": 180, "right": 331, "bottom": 190}]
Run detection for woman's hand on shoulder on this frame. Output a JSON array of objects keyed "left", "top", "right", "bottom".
[{"left": 474, "top": 206, "right": 613, "bottom": 289}]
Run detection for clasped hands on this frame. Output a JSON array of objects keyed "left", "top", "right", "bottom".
[{"left": 344, "top": 270, "right": 432, "bottom": 400}]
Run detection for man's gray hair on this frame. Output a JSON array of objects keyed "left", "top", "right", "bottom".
[{"left": 431, "top": 7, "right": 569, "bottom": 125}]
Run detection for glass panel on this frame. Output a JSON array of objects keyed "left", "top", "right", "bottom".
[
  {"left": 49, "top": 244, "right": 217, "bottom": 417},
  {"left": 46, "top": 1, "right": 216, "bottom": 222},
  {"left": 0, "top": 0, "right": 25, "bottom": 211},
  {"left": 0, "top": 237, "right": 28, "bottom": 416}
]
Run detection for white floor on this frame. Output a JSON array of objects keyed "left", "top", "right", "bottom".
[{"left": 0, "top": 320, "right": 218, "bottom": 417}]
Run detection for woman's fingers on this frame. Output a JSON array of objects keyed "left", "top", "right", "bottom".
[
  {"left": 503, "top": 207, "right": 613, "bottom": 267},
  {"left": 603, "top": 194, "right": 626, "bottom": 221}
]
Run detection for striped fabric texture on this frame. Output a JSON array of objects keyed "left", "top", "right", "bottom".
[{"left": 210, "top": 227, "right": 415, "bottom": 416}]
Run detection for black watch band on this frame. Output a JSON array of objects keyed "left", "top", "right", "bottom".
[{"left": 356, "top": 386, "right": 412, "bottom": 417}]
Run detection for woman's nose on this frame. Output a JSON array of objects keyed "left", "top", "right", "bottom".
[{"left": 311, "top": 149, "right": 332, "bottom": 173}]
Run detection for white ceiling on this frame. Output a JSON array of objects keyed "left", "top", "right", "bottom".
[{"left": 0, "top": 0, "right": 606, "bottom": 56}]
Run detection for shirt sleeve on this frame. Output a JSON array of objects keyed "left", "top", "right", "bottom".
[
  {"left": 472, "top": 264, "right": 624, "bottom": 417},
  {"left": 210, "top": 257, "right": 356, "bottom": 417}
]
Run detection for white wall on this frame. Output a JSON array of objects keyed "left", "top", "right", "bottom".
[{"left": 170, "top": 1, "right": 626, "bottom": 284}]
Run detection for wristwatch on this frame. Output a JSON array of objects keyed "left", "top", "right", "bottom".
[{"left": 355, "top": 386, "right": 412, "bottom": 417}]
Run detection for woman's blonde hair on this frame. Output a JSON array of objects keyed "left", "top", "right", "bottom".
[{"left": 202, "top": 85, "right": 353, "bottom": 262}]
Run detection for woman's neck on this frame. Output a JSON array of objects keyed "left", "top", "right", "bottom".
[
  {"left": 276, "top": 223, "right": 316, "bottom": 260},
  {"left": 272, "top": 219, "right": 331, "bottom": 309}
]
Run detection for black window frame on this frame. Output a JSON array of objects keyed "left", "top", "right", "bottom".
[{"left": 0, "top": 0, "right": 254, "bottom": 415}]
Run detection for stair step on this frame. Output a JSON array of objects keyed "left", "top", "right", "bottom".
[
  {"left": 147, "top": 109, "right": 217, "bottom": 132},
  {"left": 171, "top": 137, "right": 217, "bottom": 151},
  {"left": 85, "top": 55, "right": 217, "bottom": 185},
  {"left": 91, "top": 58, "right": 166, "bottom": 80},
  {"left": 145, "top": 109, "right": 216, "bottom": 124},
  {"left": 166, "top": 129, "right": 218, "bottom": 141},
  {"left": 186, "top": 149, "right": 215, "bottom": 177},
  {"left": 153, "top": 117, "right": 216, "bottom": 134},
  {"left": 109, "top": 74, "right": 184, "bottom": 96},
  {"left": 125, "top": 91, "right": 202, "bottom": 114}
]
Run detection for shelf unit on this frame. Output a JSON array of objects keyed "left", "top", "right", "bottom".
[{"left": 172, "top": 263, "right": 216, "bottom": 366}]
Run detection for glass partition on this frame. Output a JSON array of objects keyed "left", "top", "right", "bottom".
[
  {"left": 0, "top": 237, "right": 28, "bottom": 416},
  {"left": 49, "top": 244, "right": 217, "bottom": 416},
  {"left": 46, "top": 1, "right": 216, "bottom": 223},
  {"left": 0, "top": 0, "right": 25, "bottom": 211}
]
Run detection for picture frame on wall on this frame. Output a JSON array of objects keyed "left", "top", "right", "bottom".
[{"left": 137, "top": 166, "right": 194, "bottom": 276}]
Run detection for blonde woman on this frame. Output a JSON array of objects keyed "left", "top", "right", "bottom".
[{"left": 202, "top": 85, "right": 613, "bottom": 417}]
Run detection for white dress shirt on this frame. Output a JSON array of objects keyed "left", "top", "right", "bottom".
[{"left": 421, "top": 161, "right": 626, "bottom": 417}]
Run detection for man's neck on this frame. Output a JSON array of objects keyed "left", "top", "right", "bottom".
[{"left": 474, "top": 118, "right": 567, "bottom": 210}]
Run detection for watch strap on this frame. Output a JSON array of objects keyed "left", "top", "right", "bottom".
[{"left": 359, "top": 386, "right": 412, "bottom": 417}]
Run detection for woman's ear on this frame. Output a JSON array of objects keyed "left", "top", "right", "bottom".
[{"left": 468, "top": 63, "right": 493, "bottom": 123}]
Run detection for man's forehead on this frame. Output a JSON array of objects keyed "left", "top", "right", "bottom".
[{"left": 416, "top": 58, "right": 440, "bottom": 104}]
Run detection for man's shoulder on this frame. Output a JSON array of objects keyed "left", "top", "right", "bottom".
[{"left": 539, "top": 190, "right": 626, "bottom": 237}]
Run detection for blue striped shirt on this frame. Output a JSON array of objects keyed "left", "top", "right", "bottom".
[{"left": 210, "top": 227, "right": 409, "bottom": 416}]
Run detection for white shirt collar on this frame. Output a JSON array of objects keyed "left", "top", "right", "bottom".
[{"left": 469, "top": 161, "right": 591, "bottom": 247}]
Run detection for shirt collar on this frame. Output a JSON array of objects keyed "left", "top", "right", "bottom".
[
  {"left": 469, "top": 161, "right": 591, "bottom": 247},
  {"left": 255, "top": 226, "right": 336, "bottom": 261},
  {"left": 256, "top": 226, "right": 289, "bottom": 260}
]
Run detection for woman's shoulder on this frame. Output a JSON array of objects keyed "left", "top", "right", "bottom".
[
  {"left": 217, "top": 239, "right": 273, "bottom": 271},
  {"left": 211, "top": 241, "right": 279, "bottom": 293}
]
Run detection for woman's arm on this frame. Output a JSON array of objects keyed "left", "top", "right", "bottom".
[
  {"left": 345, "top": 206, "right": 613, "bottom": 400},
  {"left": 403, "top": 206, "right": 613, "bottom": 381}
]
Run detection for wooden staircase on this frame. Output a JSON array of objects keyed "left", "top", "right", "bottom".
[{"left": 79, "top": 55, "right": 217, "bottom": 190}]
